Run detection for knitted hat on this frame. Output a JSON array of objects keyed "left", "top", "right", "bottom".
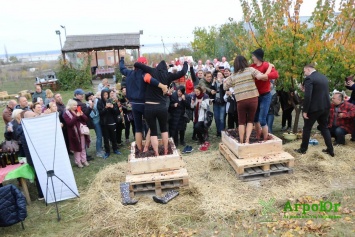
[
  {"left": 252, "top": 48, "right": 264, "bottom": 62},
  {"left": 137, "top": 57, "right": 148, "bottom": 64}
]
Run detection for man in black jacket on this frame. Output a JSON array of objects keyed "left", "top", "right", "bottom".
[{"left": 295, "top": 64, "right": 334, "bottom": 157}]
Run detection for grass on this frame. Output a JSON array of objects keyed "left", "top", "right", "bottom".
[{"left": 1, "top": 77, "right": 354, "bottom": 236}]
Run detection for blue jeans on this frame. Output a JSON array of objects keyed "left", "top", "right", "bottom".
[
  {"left": 254, "top": 92, "right": 272, "bottom": 127},
  {"left": 213, "top": 103, "right": 226, "bottom": 133},
  {"left": 93, "top": 122, "right": 103, "bottom": 154},
  {"left": 329, "top": 126, "right": 347, "bottom": 144},
  {"left": 266, "top": 114, "right": 274, "bottom": 134}
]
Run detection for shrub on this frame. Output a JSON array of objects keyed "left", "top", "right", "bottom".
[{"left": 56, "top": 58, "right": 92, "bottom": 90}]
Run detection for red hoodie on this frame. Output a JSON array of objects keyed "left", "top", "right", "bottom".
[
  {"left": 185, "top": 79, "right": 194, "bottom": 94},
  {"left": 250, "top": 62, "right": 279, "bottom": 95}
]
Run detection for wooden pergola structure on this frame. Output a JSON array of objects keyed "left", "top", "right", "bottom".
[{"left": 61, "top": 31, "right": 142, "bottom": 66}]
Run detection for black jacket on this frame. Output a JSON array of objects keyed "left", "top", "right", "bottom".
[
  {"left": 134, "top": 60, "right": 188, "bottom": 103},
  {"left": 97, "top": 89, "right": 119, "bottom": 125},
  {"left": 211, "top": 81, "right": 226, "bottom": 105},
  {"left": 0, "top": 184, "right": 27, "bottom": 227},
  {"left": 303, "top": 71, "right": 330, "bottom": 113}
]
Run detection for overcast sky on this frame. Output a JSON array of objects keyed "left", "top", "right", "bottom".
[{"left": 0, "top": 0, "right": 333, "bottom": 55}]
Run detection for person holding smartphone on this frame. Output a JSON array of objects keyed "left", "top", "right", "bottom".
[{"left": 97, "top": 89, "right": 121, "bottom": 159}]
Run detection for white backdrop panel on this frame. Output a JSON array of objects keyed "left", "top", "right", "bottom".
[{"left": 22, "top": 112, "right": 79, "bottom": 203}]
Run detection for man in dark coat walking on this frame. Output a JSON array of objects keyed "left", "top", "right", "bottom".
[{"left": 295, "top": 64, "right": 334, "bottom": 157}]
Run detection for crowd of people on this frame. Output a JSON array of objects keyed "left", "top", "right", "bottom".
[{"left": 3, "top": 49, "right": 355, "bottom": 171}]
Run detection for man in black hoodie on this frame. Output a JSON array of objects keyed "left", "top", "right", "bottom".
[{"left": 134, "top": 59, "right": 188, "bottom": 156}]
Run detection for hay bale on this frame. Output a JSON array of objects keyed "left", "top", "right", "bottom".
[{"left": 80, "top": 138, "right": 355, "bottom": 236}]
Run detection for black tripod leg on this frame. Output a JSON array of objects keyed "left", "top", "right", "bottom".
[
  {"left": 50, "top": 176, "right": 61, "bottom": 221},
  {"left": 45, "top": 176, "right": 49, "bottom": 206}
]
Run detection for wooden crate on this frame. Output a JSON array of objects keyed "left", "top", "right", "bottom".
[
  {"left": 219, "top": 143, "right": 294, "bottom": 180},
  {"left": 128, "top": 138, "right": 185, "bottom": 174},
  {"left": 221, "top": 130, "right": 283, "bottom": 159},
  {"left": 126, "top": 168, "right": 189, "bottom": 197}
]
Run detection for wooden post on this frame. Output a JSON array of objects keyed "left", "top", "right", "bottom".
[
  {"left": 95, "top": 51, "right": 98, "bottom": 67},
  {"left": 20, "top": 178, "right": 31, "bottom": 205},
  {"left": 61, "top": 51, "right": 66, "bottom": 63},
  {"left": 113, "top": 48, "right": 116, "bottom": 65}
]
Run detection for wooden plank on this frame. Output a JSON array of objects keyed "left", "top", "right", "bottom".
[
  {"left": 128, "top": 138, "right": 185, "bottom": 174},
  {"left": 221, "top": 131, "right": 283, "bottom": 159},
  {"left": 275, "top": 164, "right": 285, "bottom": 170},
  {"left": 270, "top": 165, "right": 277, "bottom": 171},
  {"left": 245, "top": 168, "right": 254, "bottom": 174},
  {"left": 233, "top": 152, "right": 295, "bottom": 168},
  {"left": 126, "top": 168, "right": 188, "bottom": 184},
  {"left": 219, "top": 143, "right": 244, "bottom": 174},
  {"left": 262, "top": 164, "right": 270, "bottom": 171},
  {"left": 239, "top": 168, "right": 294, "bottom": 181},
  {"left": 253, "top": 167, "right": 263, "bottom": 173},
  {"left": 20, "top": 178, "right": 31, "bottom": 205}
]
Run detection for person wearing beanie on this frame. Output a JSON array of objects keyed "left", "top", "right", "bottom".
[
  {"left": 168, "top": 85, "right": 190, "bottom": 146},
  {"left": 119, "top": 50, "right": 168, "bottom": 152},
  {"left": 250, "top": 48, "right": 279, "bottom": 141}
]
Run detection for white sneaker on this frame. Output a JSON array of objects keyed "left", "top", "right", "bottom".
[{"left": 83, "top": 161, "right": 89, "bottom": 167}]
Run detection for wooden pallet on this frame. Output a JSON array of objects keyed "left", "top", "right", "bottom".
[
  {"left": 219, "top": 143, "right": 294, "bottom": 180},
  {"left": 239, "top": 163, "right": 293, "bottom": 181},
  {"left": 126, "top": 168, "right": 189, "bottom": 197}
]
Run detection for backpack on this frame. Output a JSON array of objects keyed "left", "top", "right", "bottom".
[{"left": 204, "top": 105, "right": 214, "bottom": 128}]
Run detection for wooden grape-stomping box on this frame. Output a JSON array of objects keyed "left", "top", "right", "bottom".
[
  {"left": 219, "top": 143, "right": 294, "bottom": 178},
  {"left": 221, "top": 130, "right": 283, "bottom": 159},
  {"left": 128, "top": 138, "right": 185, "bottom": 175},
  {"left": 126, "top": 168, "right": 189, "bottom": 197}
]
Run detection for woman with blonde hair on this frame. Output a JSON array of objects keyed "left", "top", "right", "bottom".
[
  {"left": 63, "top": 99, "right": 91, "bottom": 168},
  {"left": 44, "top": 89, "right": 54, "bottom": 106}
]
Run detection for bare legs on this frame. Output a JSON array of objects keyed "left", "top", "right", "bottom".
[
  {"left": 161, "top": 132, "right": 169, "bottom": 155},
  {"left": 245, "top": 123, "right": 253, "bottom": 143},
  {"left": 255, "top": 122, "right": 269, "bottom": 141},
  {"left": 239, "top": 123, "right": 254, "bottom": 144},
  {"left": 238, "top": 124, "right": 245, "bottom": 143}
]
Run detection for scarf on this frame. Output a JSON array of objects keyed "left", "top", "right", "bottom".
[{"left": 194, "top": 93, "right": 204, "bottom": 123}]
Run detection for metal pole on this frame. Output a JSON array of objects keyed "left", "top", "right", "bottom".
[{"left": 58, "top": 34, "right": 63, "bottom": 49}]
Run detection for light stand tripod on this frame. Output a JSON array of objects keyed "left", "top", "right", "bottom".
[{"left": 45, "top": 170, "right": 80, "bottom": 221}]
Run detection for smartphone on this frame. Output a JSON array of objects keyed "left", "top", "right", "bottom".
[{"left": 77, "top": 105, "right": 82, "bottom": 112}]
